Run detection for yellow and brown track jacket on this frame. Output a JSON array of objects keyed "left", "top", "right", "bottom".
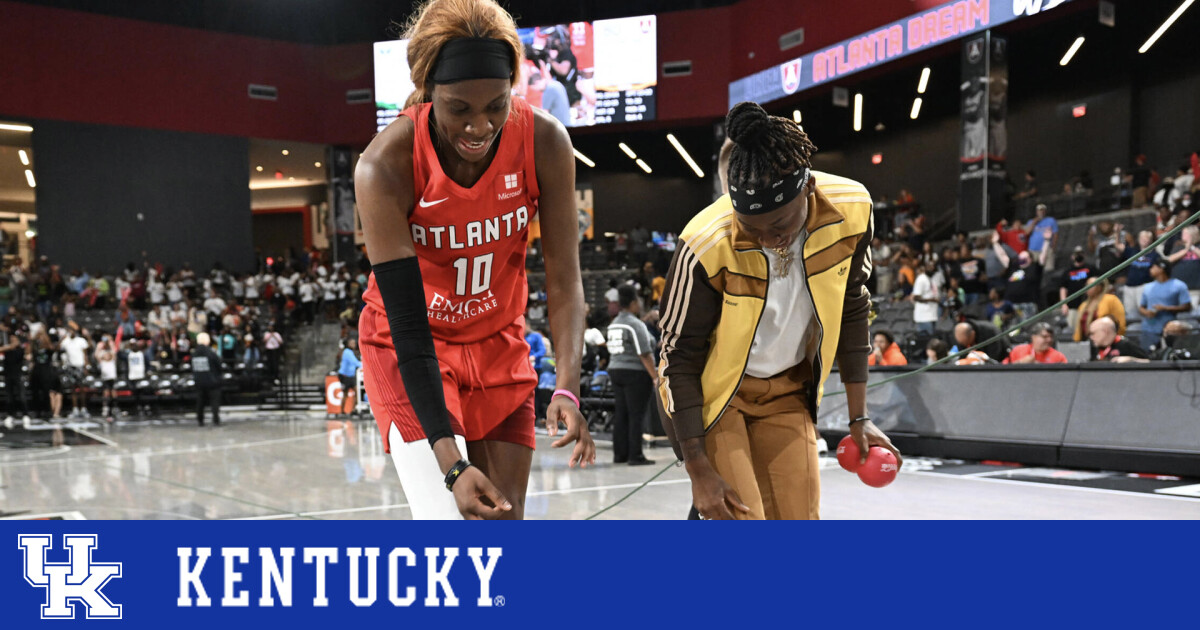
[{"left": 656, "top": 171, "right": 874, "bottom": 441}]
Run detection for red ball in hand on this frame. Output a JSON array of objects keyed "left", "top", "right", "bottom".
[
  {"left": 857, "top": 447, "right": 899, "bottom": 488},
  {"left": 836, "top": 435, "right": 861, "bottom": 472}
]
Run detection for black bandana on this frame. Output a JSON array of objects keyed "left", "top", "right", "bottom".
[
  {"left": 430, "top": 38, "right": 513, "bottom": 84},
  {"left": 729, "top": 167, "right": 810, "bottom": 215}
]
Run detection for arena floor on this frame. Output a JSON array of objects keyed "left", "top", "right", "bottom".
[{"left": 1, "top": 413, "right": 1198, "bottom": 520}]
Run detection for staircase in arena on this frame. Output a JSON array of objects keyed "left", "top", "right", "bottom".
[{"left": 257, "top": 321, "right": 346, "bottom": 412}]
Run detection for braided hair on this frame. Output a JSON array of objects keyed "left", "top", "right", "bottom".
[{"left": 725, "top": 101, "right": 817, "bottom": 194}]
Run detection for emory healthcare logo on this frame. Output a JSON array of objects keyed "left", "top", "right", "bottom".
[{"left": 18, "top": 534, "right": 123, "bottom": 620}]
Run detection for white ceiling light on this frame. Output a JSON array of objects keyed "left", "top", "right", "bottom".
[
  {"left": 853, "top": 93, "right": 863, "bottom": 132},
  {"left": 917, "top": 67, "right": 931, "bottom": 94},
  {"left": 314, "top": 162, "right": 322, "bottom": 168},
  {"left": 619, "top": 143, "right": 638, "bottom": 159},
  {"left": 910, "top": 97, "right": 923, "bottom": 120},
  {"left": 1059, "top": 36, "right": 1085, "bottom": 66},
  {"left": 0, "top": 123, "right": 33, "bottom": 132},
  {"left": 24, "top": 169, "right": 36, "bottom": 188},
  {"left": 255, "top": 165, "right": 263, "bottom": 172},
  {"left": 281, "top": 149, "right": 290, "bottom": 156},
  {"left": 667, "top": 133, "right": 704, "bottom": 178},
  {"left": 19, "top": 149, "right": 29, "bottom": 166},
  {"left": 635, "top": 159, "right": 652, "bottom": 174},
  {"left": 793, "top": 110, "right": 803, "bottom": 123},
  {"left": 573, "top": 148, "right": 595, "bottom": 168},
  {"left": 1139, "top": 0, "right": 1194, "bottom": 53}
]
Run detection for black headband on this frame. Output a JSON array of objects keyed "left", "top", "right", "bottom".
[
  {"left": 729, "top": 167, "right": 810, "bottom": 215},
  {"left": 430, "top": 38, "right": 513, "bottom": 84}
]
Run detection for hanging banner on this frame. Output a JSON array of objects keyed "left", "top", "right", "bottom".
[
  {"left": 328, "top": 146, "right": 357, "bottom": 267},
  {"left": 727, "top": 0, "right": 1072, "bottom": 107},
  {"left": 958, "top": 32, "right": 1008, "bottom": 232}
]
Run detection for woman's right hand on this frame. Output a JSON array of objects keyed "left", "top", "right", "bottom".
[
  {"left": 686, "top": 459, "right": 750, "bottom": 520},
  {"left": 451, "top": 466, "right": 512, "bottom": 520}
]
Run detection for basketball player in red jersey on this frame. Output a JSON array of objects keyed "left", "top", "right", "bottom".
[{"left": 356, "top": 0, "right": 595, "bottom": 520}]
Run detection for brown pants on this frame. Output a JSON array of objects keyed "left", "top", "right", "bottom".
[{"left": 704, "top": 363, "right": 820, "bottom": 520}]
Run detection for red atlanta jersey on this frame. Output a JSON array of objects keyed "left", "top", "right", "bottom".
[{"left": 363, "top": 98, "right": 539, "bottom": 344}]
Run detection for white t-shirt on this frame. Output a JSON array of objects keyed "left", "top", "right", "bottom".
[
  {"left": 605, "top": 288, "right": 619, "bottom": 303},
  {"left": 127, "top": 351, "right": 146, "bottom": 380},
  {"left": 746, "top": 237, "right": 815, "bottom": 379},
  {"left": 167, "top": 282, "right": 183, "bottom": 303},
  {"left": 299, "top": 282, "right": 315, "bottom": 303},
  {"left": 584, "top": 328, "right": 606, "bottom": 346},
  {"left": 204, "top": 297, "right": 226, "bottom": 315},
  {"left": 912, "top": 273, "right": 939, "bottom": 323},
  {"left": 245, "top": 277, "right": 259, "bottom": 299},
  {"left": 148, "top": 280, "right": 165, "bottom": 304},
  {"left": 62, "top": 336, "right": 89, "bottom": 368},
  {"left": 99, "top": 353, "right": 117, "bottom": 380}
]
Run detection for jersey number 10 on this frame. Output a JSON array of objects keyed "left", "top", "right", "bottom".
[{"left": 452, "top": 253, "right": 494, "bottom": 296}]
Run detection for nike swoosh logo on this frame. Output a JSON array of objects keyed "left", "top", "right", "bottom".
[{"left": 418, "top": 197, "right": 449, "bottom": 208}]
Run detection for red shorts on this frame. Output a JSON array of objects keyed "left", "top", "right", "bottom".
[{"left": 359, "top": 305, "right": 538, "bottom": 453}]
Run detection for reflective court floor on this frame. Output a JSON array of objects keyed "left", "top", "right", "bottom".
[{"left": 1, "top": 413, "right": 1198, "bottom": 520}]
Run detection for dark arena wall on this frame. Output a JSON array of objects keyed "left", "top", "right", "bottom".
[{"left": 33, "top": 120, "right": 254, "bottom": 273}]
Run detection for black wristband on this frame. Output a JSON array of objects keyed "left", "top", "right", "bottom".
[
  {"left": 849, "top": 416, "right": 870, "bottom": 428},
  {"left": 373, "top": 257, "right": 456, "bottom": 446},
  {"left": 444, "top": 459, "right": 472, "bottom": 491}
]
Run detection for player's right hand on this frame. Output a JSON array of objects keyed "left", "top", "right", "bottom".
[
  {"left": 687, "top": 462, "right": 750, "bottom": 520},
  {"left": 452, "top": 466, "right": 512, "bottom": 520}
]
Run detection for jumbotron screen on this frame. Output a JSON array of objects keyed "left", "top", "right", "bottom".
[{"left": 374, "top": 14, "right": 656, "bottom": 133}]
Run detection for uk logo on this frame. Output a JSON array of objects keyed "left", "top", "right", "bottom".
[
  {"left": 781, "top": 60, "right": 802, "bottom": 95},
  {"left": 18, "top": 534, "right": 123, "bottom": 620}
]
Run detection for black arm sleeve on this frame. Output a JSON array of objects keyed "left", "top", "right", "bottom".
[{"left": 372, "top": 257, "right": 455, "bottom": 446}]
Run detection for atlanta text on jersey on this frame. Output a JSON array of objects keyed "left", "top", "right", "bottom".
[
  {"left": 411, "top": 206, "right": 529, "bottom": 250},
  {"left": 177, "top": 546, "right": 502, "bottom": 608}
]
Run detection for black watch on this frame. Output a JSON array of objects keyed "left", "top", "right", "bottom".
[
  {"left": 444, "top": 459, "right": 472, "bottom": 491},
  {"left": 849, "top": 416, "right": 870, "bottom": 428}
]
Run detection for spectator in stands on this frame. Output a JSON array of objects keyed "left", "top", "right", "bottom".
[
  {"left": 1026, "top": 204, "right": 1059, "bottom": 271},
  {"left": 1059, "top": 248, "right": 1098, "bottom": 334},
  {"left": 910, "top": 261, "right": 939, "bottom": 335},
  {"left": 605, "top": 285, "right": 656, "bottom": 466},
  {"left": 986, "top": 288, "right": 1016, "bottom": 329},
  {"left": 1003, "top": 322, "right": 1067, "bottom": 364},
  {"left": 186, "top": 300, "right": 207, "bottom": 340},
  {"left": 1075, "top": 279, "right": 1125, "bottom": 342},
  {"left": 191, "top": 332, "right": 222, "bottom": 426},
  {"left": 1115, "top": 320, "right": 1196, "bottom": 362},
  {"left": 1165, "top": 225, "right": 1200, "bottom": 310},
  {"left": 1138, "top": 260, "right": 1192, "bottom": 351},
  {"left": 95, "top": 335, "right": 118, "bottom": 420},
  {"left": 116, "top": 305, "right": 138, "bottom": 339},
  {"left": 926, "top": 338, "right": 949, "bottom": 364},
  {"left": 997, "top": 219, "right": 1028, "bottom": 254},
  {"left": 29, "top": 330, "right": 64, "bottom": 420},
  {"left": 604, "top": 279, "right": 619, "bottom": 317},
  {"left": 957, "top": 244, "right": 988, "bottom": 305},
  {"left": 1088, "top": 220, "right": 1126, "bottom": 276},
  {"left": 60, "top": 325, "right": 90, "bottom": 418},
  {"left": 123, "top": 338, "right": 151, "bottom": 416},
  {"left": 581, "top": 310, "right": 608, "bottom": 374},
  {"left": 1013, "top": 170, "right": 1038, "bottom": 207},
  {"left": 896, "top": 253, "right": 916, "bottom": 297},
  {"left": 242, "top": 334, "right": 261, "bottom": 373},
  {"left": 525, "top": 320, "right": 547, "bottom": 365},
  {"left": 1087, "top": 316, "right": 1146, "bottom": 362},
  {"left": 992, "top": 231, "right": 1049, "bottom": 320},
  {"left": 1, "top": 316, "right": 31, "bottom": 427},
  {"left": 951, "top": 320, "right": 1008, "bottom": 363},
  {"left": 1120, "top": 230, "right": 1160, "bottom": 319},
  {"left": 984, "top": 235, "right": 1015, "bottom": 295},
  {"left": 870, "top": 237, "right": 894, "bottom": 297},
  {"left": 868, "top": 331, "right": 907, "bottom": 366},
  {"left": 1127, "top": 154, "right": 1151, "bottom": 208},
  {"left": 219, "top": 328, "right": 238, "bottom": 363},
  {"left": 337, "top": 338, "right": 361, "bottom": 418}
]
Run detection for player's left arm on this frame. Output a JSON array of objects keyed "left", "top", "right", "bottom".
[
  {"left": 533, "top": 108, "right": 595, "bottom": 468},
  {"left": 836, "top": 204, "right": 902, "bottom": 467}
]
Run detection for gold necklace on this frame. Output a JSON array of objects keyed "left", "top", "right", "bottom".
[{"left": 770, "top": 245, "right": 794, "bottom": 278}]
